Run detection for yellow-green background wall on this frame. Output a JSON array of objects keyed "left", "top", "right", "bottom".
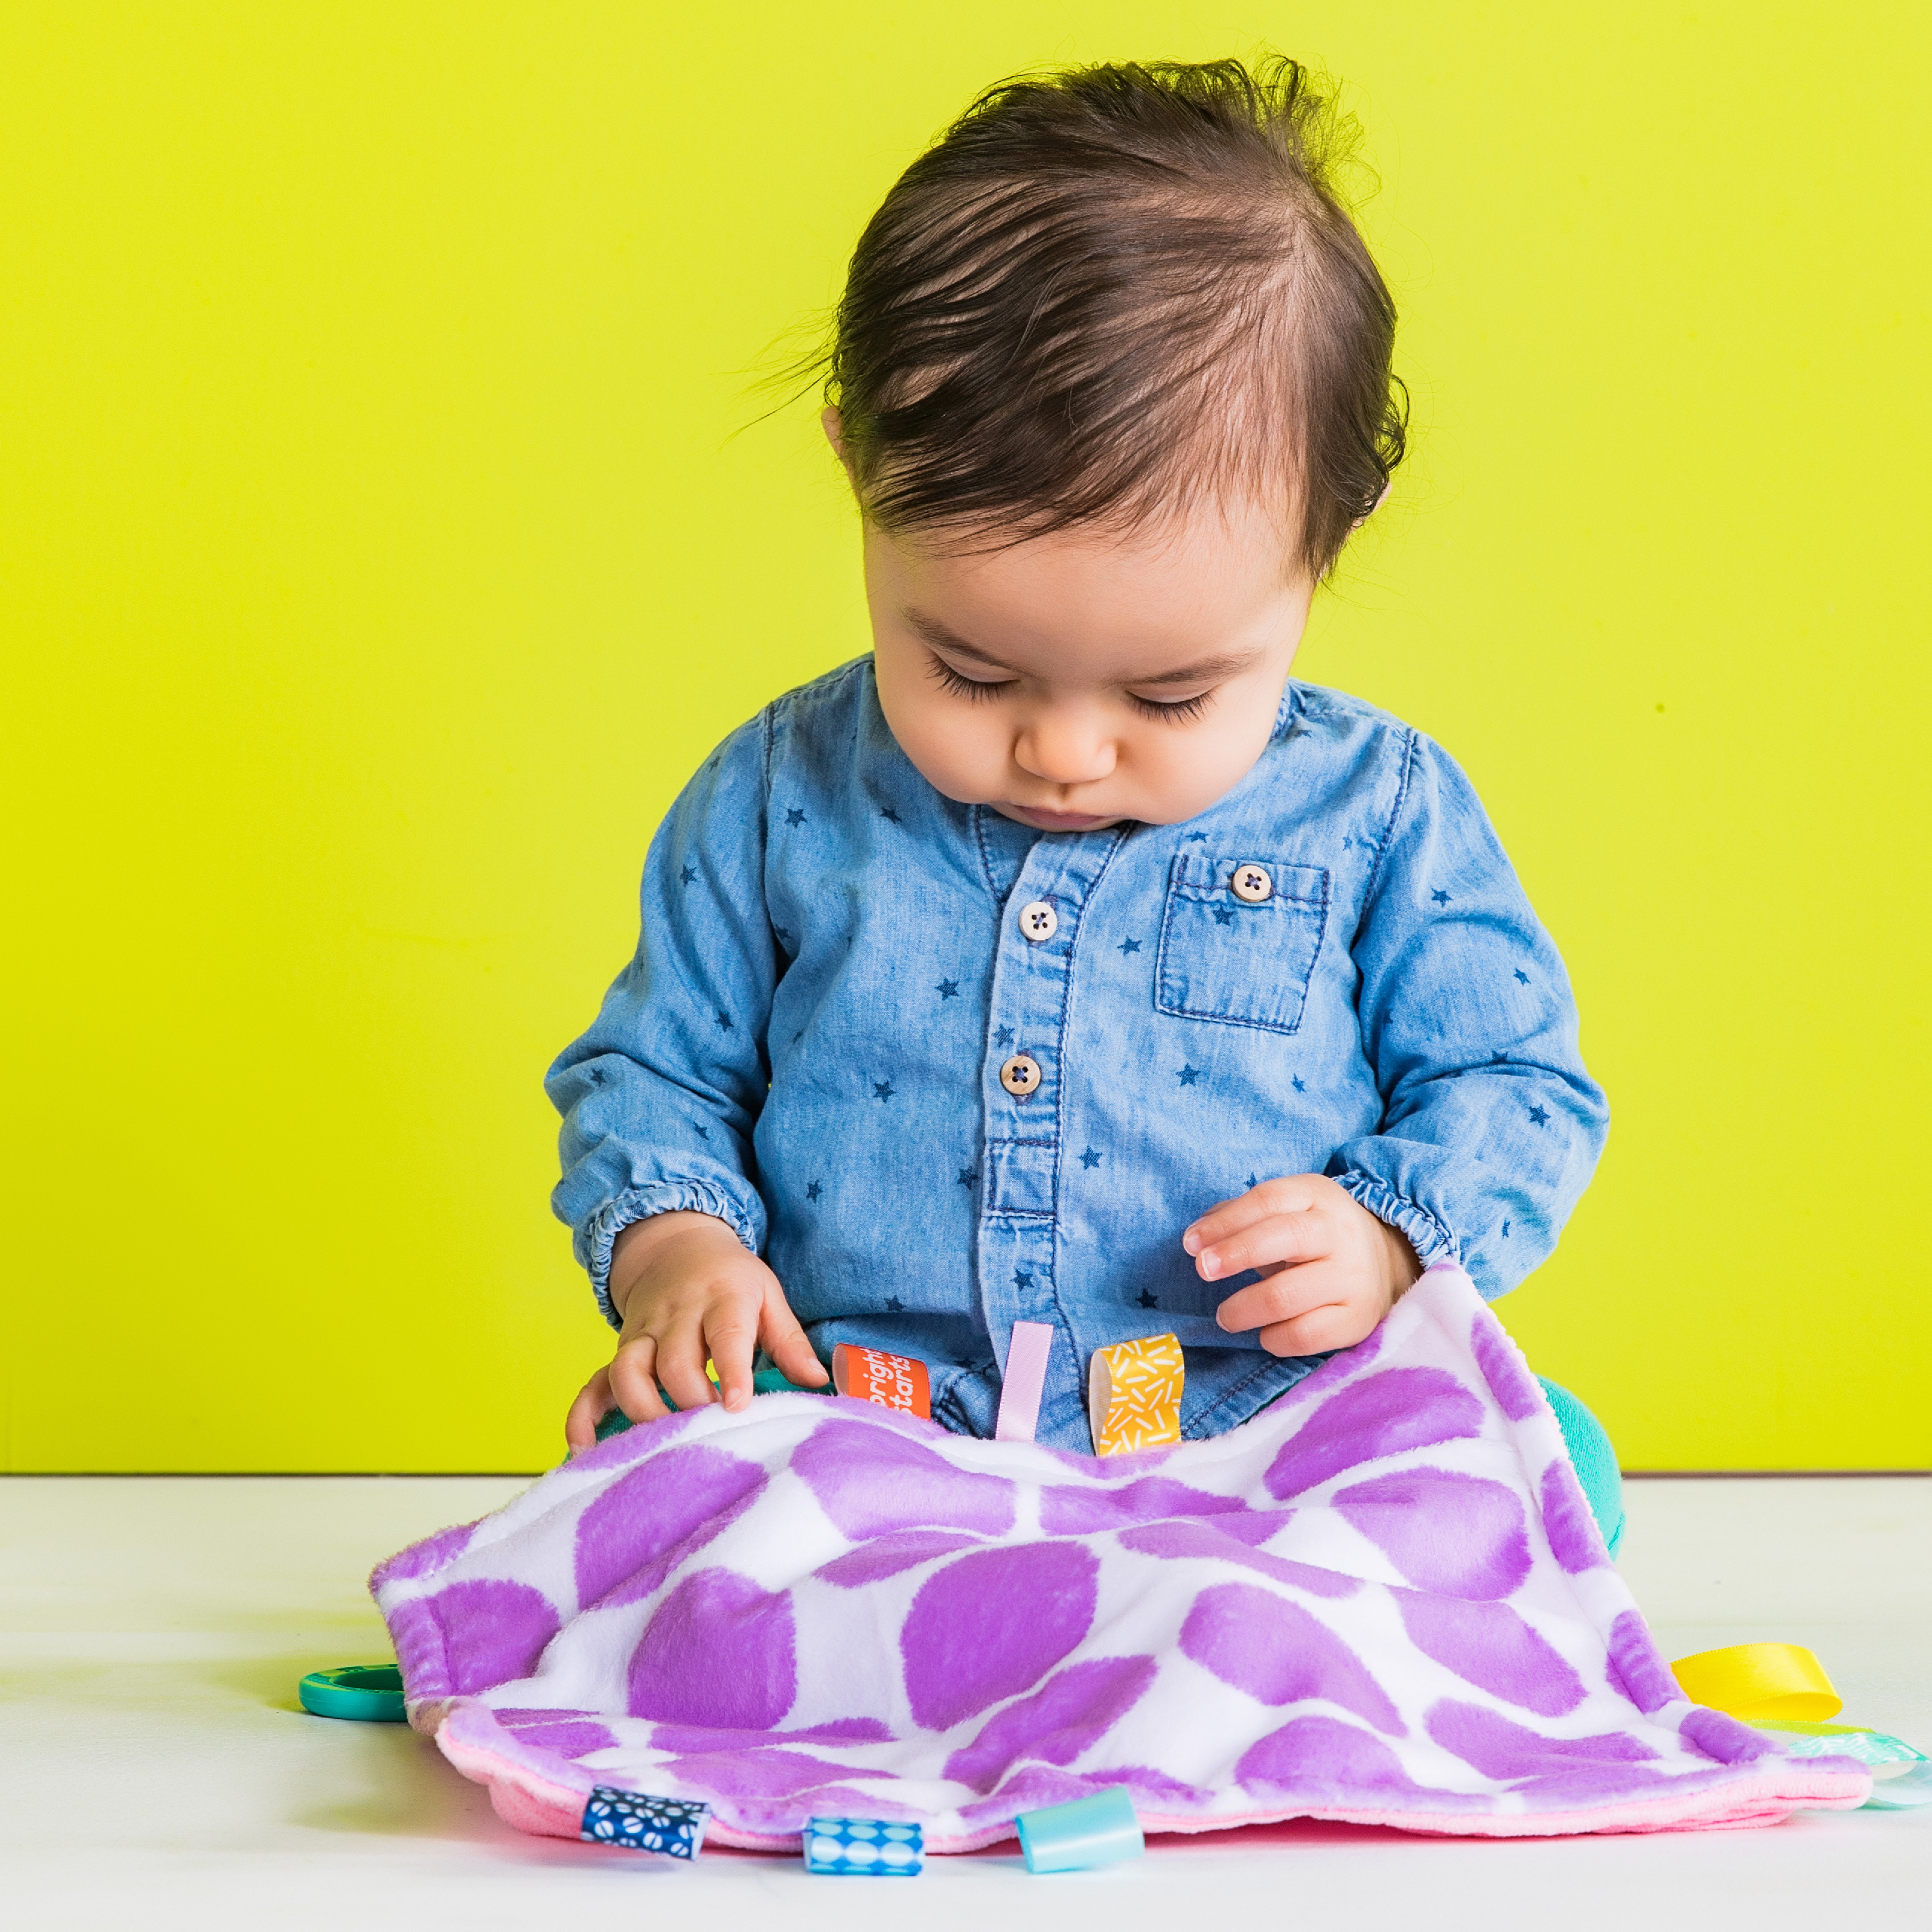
[{"left": 5, "top": 5, "right": 1927, "bottom": 1472}]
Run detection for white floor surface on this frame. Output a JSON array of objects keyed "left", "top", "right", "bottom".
[{"left": 2, "top": 1472, "right": 1927, "bottom": 1930}]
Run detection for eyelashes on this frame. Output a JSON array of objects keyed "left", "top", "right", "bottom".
[
  {"left": 926, "top": 657, "right": 1011, "bottom": 704},
  {"left": 924, "top": 654, "right": 1214, "bottom": 724},
  {"left": 1131, "top": 690, "right": 1212, "bottom": 724}
]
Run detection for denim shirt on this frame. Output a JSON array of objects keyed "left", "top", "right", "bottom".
[{"left": 548, "top": 657, "right": 1607, "bottom": 1451}]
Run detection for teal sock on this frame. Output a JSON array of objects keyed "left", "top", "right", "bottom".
[{"left": 1536, "top": 1376, "right": 1626, "bottom": 1558}]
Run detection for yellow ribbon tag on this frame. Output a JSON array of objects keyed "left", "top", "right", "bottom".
[
  {"left": 1670, "top": 1643, "right": 1843, "bottom": 1721},
  {"left": 1088, "top": 1334, "right": 1184, "bottom": 1455}
]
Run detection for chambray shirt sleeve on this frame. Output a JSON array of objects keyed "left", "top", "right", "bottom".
[
  {"left": 1327, "top": 731, "right": 1609, "bottom": 1300},
  {"left": 545, "top": 715, "right": 777, "bottom": 1324}
]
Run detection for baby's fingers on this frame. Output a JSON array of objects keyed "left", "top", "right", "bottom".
[
  {"left": 1214, "top": 1258, "right": 1346, "bottom": 1337},
  {"left": 656, "top": 1320, "right": 721, "bottom": 1415},
  {"left": 1191, "top": 1208, "right": 1332, "bottom": 1284},
  {"left": 565, "top": 1366, "right": 616, "bottom": 1454},
  {"left": 1257, "top": 1300, "right": 1382, "bottom": 1358},
  {"left": 705, "top": 1305, "right": 760, "bottom": 1413},
  {"left": 608, "top": 1334, "right": 673, "bottom": 1425},
  {"left": 1183, "top": 1177, "right": 1326, "bottom": 1260},
  {"left": 759, "top": 1284, "right": 831, "bottom": 1389}
]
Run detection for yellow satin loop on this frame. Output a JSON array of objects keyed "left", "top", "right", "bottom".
[{"left": 1670, "top": 1643, "right": 1843, "bottom": 1721}]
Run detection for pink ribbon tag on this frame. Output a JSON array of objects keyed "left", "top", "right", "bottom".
[{"left": 994, "top": 1321, "right": 1055, "bottom": 1443}]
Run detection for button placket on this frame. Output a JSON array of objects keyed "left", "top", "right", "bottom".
[{"left": 974, "top": 830, "right": 1129, "bottom": 1410}]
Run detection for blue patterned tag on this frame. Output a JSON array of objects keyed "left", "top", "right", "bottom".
[
  {"left": 803, "top": 1816, "right": 924, "bottom": 1875},
  {"left": 580, "top": 1786, "right": 710, "bottom": 1859}
]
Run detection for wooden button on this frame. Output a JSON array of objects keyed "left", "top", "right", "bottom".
[
  {"left": 1230, "top": 863, "right": 1273, "bottom": 904},
  {"left": 999, "top": 1053, "right": 1042, "bottom": 1097},
  {"left": 1017, "top": 900, "right": 1059, "bottom": 942}
]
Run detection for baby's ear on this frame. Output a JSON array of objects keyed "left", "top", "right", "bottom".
[
  {"left": 1349, "top": 478, "right": 1393, "bottom": 532},
  {"left": 821, "top": 405, "right": 850, "bottom": 467}
]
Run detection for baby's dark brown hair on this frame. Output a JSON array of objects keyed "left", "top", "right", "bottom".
[{"left": 821, "top": 56, "right": 1407, "bottom": 579}]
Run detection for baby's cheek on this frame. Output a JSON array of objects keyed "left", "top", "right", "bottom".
[
  {"left": 912, "top": 718, "right": 1004, "bottom": 801},
  {"left": 1130, "top": 714, "right": 1272, "bottom": 823},
  {"left": 875, "top": 678, "right": 1004, "bottom": 804}
]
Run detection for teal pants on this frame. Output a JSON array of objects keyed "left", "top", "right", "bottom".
[{"left": 1539, "top": 1377, "right": 1626, "bottom": 1557}]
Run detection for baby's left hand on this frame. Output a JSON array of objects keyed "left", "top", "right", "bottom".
[{"left": 1185, "top": 1175, "right": 1423, "bottom": 1357}]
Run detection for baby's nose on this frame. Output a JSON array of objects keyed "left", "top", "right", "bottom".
[{"left": 1014, "top": 715, "right": 1115, "bottom": 785}]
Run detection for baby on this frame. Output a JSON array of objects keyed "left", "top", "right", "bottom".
[{"left": 550, "top": 57, "right": 1608, "bottom": 1455}]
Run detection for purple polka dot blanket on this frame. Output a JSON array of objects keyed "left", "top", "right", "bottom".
[{"left": 372, "top": 1264, "right": 1868, "bottom": 1848}]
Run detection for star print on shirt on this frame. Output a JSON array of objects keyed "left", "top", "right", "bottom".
[
  {"left": 1431, "top": 889, "right": 1451, "bottom": 906},
  {"left": 1079, "top": 1147, "right": 1103, "bottom": 1170},
  {"left": 1185, "top": 830, "right": 1210, "bottom": 841},
  {"left": 1118, "top": 937, "right": 1142, "bottom": 955},
  {"left": 785, "top": 808, "right": 807, "bottom": 826},
  {"left": 694, "top": 1124, "right": 711, "bottom": 1140},
  {"left": 872, "top": 1079, "right": 895, "bottom": 1101},
  {"left": 805, "top": 1180, "right": 822, "bottom": 1201},
  {"left": 715, "top": 1009, "right": 734, "bottom": 1031},
  {"left": 1245, "top": 1174, "right": 1259, "bottom": 1191},
  {"left": 1291, "top": 1077, "right": 1306, "bottom": 1094},
  {"left": 884, "top": 1295, "right": 904, "bottom": 1312},
  {"left": 1014, "top": 1268, "right": 1034, "bottom": 1290},
  {"left": 956, "top": 1167, "right": 978, "bottom": 1187},
  {"left": 1177, "top": 1064, "right": 1201, "bottom": 1086},
  {"left": 1212, "top": 905, "right": 1235, "bottom": 926},
  {"left": 1527, "top": 1104, "right": 1551, "bottom": 1126},
  {"left": 1501, "top": 1220, "right": 1512, "bottom": 1238},
  {"left": 1513, "top": 968, "right": 1531, "bottom": 985},
  {"left": 773, "top": 924, "right": 792, "bottom": 947},
  {"left": 679, "top": 864, "right": 697, "bottom": 886},
  {"left": 879, "top": 805, "right": 902, "bottom": 823},
  {"left": 1137, "top": 1291, "right": 1159, "bottom": 1309},
  {"left": 936, "top": 979, "right": 960, "bottom": 1000},
  {"left": 993, "top": 1025, "right": 1015, "bottom": 1048}
]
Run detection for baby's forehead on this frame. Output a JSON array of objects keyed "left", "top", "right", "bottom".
[{"left": 875, "top": 511, "right": 1302, "bottom": 679}]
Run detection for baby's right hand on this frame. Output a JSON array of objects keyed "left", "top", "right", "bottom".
[{"left": 562, "top": 1211, "right": 829, "bottom": 1453}]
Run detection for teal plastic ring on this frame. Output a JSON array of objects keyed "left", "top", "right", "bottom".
[{"left": 299, "top": 1664, "right": 408, "bottom": 1722}]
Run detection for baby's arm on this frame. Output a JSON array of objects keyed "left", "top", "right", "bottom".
[
  {"left": 1323, "top": 730, "right": 1610, "bottom": 1300},
  {"left": 547, "top": 712, "right": 829, "bottom": 1446},
  {"left": 1190, "top": 729, "right": 1608, "bottom": 1349}
]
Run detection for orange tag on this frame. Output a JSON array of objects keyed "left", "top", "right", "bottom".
[{"left": 832, "top": 1344, "right": 931, "bottom": 1420}]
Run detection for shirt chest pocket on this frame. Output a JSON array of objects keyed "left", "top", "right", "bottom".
[{"left": 1155, "top": 852, "right": 1331, "bottom": 1035}]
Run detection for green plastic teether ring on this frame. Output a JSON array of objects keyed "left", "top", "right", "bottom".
[{"left": 299, "top": 1664, "right": 407, "bottom": 1721}]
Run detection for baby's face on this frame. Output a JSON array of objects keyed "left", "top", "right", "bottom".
[{"left": 863, "top": 506, "right": 1313, "bottom": 831}]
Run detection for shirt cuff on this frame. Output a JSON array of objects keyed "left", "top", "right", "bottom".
[
  {"left": 1330, "top": 1171, "right": 1459, "bottom": 1272},
  {"left": 578, "top": 1181, "right": 764, "bottom": 1327}
]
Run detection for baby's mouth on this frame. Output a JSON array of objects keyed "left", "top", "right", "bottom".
[{"left": 1005, "top": 804, "right": 1118, "bottom": 831}]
